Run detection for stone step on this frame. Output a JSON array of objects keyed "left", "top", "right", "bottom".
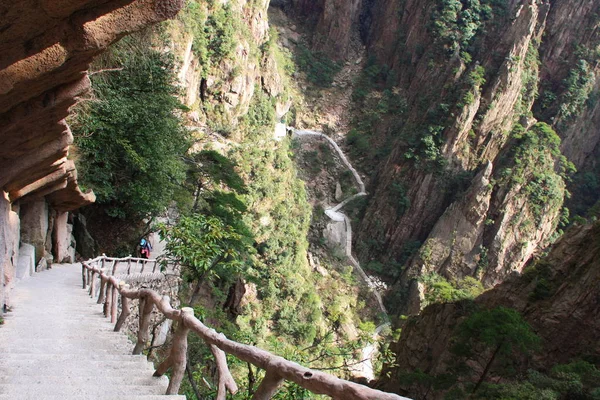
[
  {"left": 0, "top": 359, "right": 154, "bottom": 371},
  {"left": 0, "top": 384, "right": 168, "bottom": 396},
  {"left": 6, "top": 306, "right": 115, "bottom": 313},
  {"left": 0, "top": 353, "right": 149, "bottom": 362},
  {"left": 0, "top": 329, "right": 133, "bottom": 338},
  {"left": 0, "top": 338, "right": 133, "bottom": 350},
  {"left": 0, "top": 395, "right": 186, "bottom": 400},
  {"left": 0, "top": 315, "right": 115, "bottom": 322},
  {"left": 0, "top": 374, "right": 168, "bottom": 386},
  {"left": 0, "top": 368, "right": 157, "bottom": 378},
  {"left": 0, "top": 344, "right": 134, "bottom": 354},
  {"left": 0, "top": 320, "right": 114, "bottom": 329}
]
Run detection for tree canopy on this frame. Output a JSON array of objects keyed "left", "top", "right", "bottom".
[{"left": 73, "top": 32, "right": 190, "bottom": 220}]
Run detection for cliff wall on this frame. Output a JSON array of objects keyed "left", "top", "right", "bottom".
[
  {"left": 379, "top": 221, "right": 600, "bottom": 396},
  {"left": 0, "top": 0, "right": 183, "bottom": 309},
  {"left": 286, "top": 0, "right": 600, "bottom": 314}
]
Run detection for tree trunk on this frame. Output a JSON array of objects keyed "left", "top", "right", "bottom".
[
  {"left": 247, "top": 362, "right": 256, "bottom": 398},
  {"left": 187, "top": 254, "right": 225, "bottom": 305},
  {"left": 186, "top": 358, "right": 202, "bottom": 400},
  {"left": 471, "top": 342, "right": 503, "bottom": 396},
  {"left": 191, "top": 180, "right": 203, "bottom": 212},
  {"left": 188, "top": 280, "right": 203, "bottom": 305}
]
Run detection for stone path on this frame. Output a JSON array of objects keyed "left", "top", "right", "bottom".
[{"left": 0, "top": 263, "right": 185, "bottom": 400}]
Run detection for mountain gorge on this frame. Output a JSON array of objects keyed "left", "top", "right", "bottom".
[
  {"left": 75, "top": 0, "right": 599, "bottom": 396},
  {"left": 3, "top": 0, "right": 598, "bottom": 398},
  {"left": 278, "top": 0, "right": 600, "bottom": 316},
  {"left": 275, "top": 0, "right": 600, "bottom": 396}
]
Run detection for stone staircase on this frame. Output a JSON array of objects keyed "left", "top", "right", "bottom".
[{"left": 0, "top": 263, "right": 185, "bottom": 400}]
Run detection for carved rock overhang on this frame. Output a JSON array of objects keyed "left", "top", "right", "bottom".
[{"left": 0, "top": 0, "right": 184, "bottom": 211}]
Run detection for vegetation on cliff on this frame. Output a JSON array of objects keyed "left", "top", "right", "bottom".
[{"left": 72, "top": 31, "right": 189, "bottom": 221}]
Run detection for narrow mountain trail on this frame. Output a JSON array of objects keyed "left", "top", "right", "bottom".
[
  {"left": 293, "top": 129, "right": 391, "bottom": 379},
  {"left": 293, "top": 128, "right": 389, "bottom": 321}
]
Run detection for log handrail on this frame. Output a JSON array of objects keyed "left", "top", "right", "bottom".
[{"left": 82, "top": 257, "right": 409, "bottom": 400}]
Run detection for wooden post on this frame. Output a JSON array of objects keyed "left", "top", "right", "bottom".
[
  {"left": 251, "top": 371, "right": 285, "bottom": 400},
  {"left": 104, "top": 283, "right": 112, "bottom": 318},
  {"left": 154, "top": 307, "right": 193, "bottom": 395},
  {"left": 133, "top": 296, "right": 155, "bottom": 355},
  {"left": 127, "top": 257, "right": 132, "bottom": 274},
  {"left": 111, "top": 260, "right": 117, "bottom": 275},
  {"left": 210, "top": 344, "right": 239, "bottom": 399},
  {"left": 101, "top": 254, "right": 106, "bottom": 269},
  {"left": 81, "top": 265, "right": 86, "bottom": 289},
  {"left": 114, "top": 284, "right": 131, "bottom": 332},
  {"left": 97, "top": 276, "right": 107, "bottom": 304},
  {"left": 110, "top": 281, "right": 120, "bottom": 324},
  {"left": 140, "top": 260, "right": 146, "bottom": 273},
  {"left": 88, "top": 271, "right": 95, "bottom": 297}
]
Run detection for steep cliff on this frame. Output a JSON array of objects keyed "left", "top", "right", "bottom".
[
  {"left": 378, "top": 220, "right": 600, "bottom": 397},
  {"left": 285, "top": 0, "right": 600, "bottom": 314},
  {"left": 167, "top": 0, "right": 290, "bottom": 128}
]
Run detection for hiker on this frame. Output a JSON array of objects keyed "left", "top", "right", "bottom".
[{"left": 140, "top": 238, "right": 152, "bottom": 259}]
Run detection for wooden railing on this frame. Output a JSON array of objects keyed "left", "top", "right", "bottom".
[
  {"left": 82, "top": 257, "right": 409, "bottom": 400},
  {"left": 83, "top": 254, "right": 161, "bottom": 278}
]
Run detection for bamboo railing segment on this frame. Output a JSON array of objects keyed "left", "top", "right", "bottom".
[{"left": 82, "top": 257, "right": 409, "bottom": 400}]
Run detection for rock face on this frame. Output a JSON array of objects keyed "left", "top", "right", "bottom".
[
  {"left": 171, "top": 0, "right": 289, "bottom": 125},
  {"left": 379, "top": 221, "right": 600, "bottom": 397},
  {"left": 73, "top": 213, "right": 97, "bottom": 260},
  {"left": 19, "top": 199, "right": 49, "bottom": 265},
  {"left": 310, "top": 0, "right": 362, "bottom": 60},
  {"left": 290, "top": 0, "right": 600, "bottom": 313},
  {"left": 1, "top": 0, "right": 185, "bottom": 211},
  {"left": 53, "top": 212, "right": 76, "bottom": 264},
  {"left": 0, "top": 0, "right": 184, "bottom": 310},
  {"left": 0, "top": 193, "right": 20, "bottom": 309}
]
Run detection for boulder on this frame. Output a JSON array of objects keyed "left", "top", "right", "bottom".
[
  {"left": 335, "top": 181, "right": 343, "bottom": 202},
  {"left": 36, "top": 257, "right": 47, "bottom": 272},
  {"left": 224, "top": 278, "right": 247, "bottom": 316},
  {"left": 323, "top": 219, "right": 347, "bottom": 253}
]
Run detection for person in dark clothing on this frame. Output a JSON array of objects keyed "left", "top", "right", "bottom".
[{"left": 139, "top": 238, "right": 152, "bottom": 259}]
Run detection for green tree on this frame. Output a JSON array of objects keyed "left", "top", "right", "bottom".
[
  {"left": 73, "top": 32, "right": 189, "bottom": 220},
  {"left": 158, "top": 214, "right": 252, "bottom": 304},
  {"left": 452, "top": 306, "right": 540, "bottom": 395},
  {"left": 181, "top": 150, "right": 246, "bottom": 212}
]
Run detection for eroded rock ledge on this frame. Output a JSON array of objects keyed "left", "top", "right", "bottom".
[{"left": 0, "top": 0, "right": 184, "bottom": 211}]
